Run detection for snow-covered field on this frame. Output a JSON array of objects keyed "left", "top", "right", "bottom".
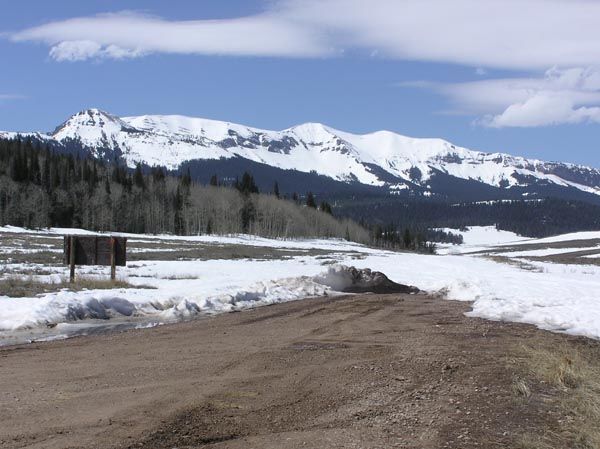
[{"left": 1, "top": 225, "right": 600, "bottom": 344}]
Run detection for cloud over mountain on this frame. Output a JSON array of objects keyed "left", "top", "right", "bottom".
[
  {"left": 403, "top": 67, "right": 600, "bottom": 127},
  {"left": 10, "top": 0, "right": 600, "bottom": 128},
  {"left": 11, "top": 0, "right": 600, "bottom": 70}
]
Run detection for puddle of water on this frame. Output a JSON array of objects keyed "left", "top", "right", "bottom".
[{"left": 0, "top": 318, "right": 167, "bottom": 347}]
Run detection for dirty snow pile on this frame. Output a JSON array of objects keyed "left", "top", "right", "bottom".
[{"left": 1, "top": 225, "right": 600, "bottom": 343}]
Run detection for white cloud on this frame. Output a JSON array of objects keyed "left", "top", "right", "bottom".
[
  {"left": 11, "top": 1, "right": 600, "bottom": 128},
  {"left": 286, "top": 0, "right": 600, "bottom": 70},
  {"left": 404, "top": 68, "right": 600, "bottom": 127},
  {"left": 48, "top": 40, "right": 144, "bottom": 61},
  {"left": 49, "top": 40, "right": 101, "bottom": 61},
  {"left": 11, "top": 11, "right": 330, "bottom": 61},
  {"left": 9, "top": 1, "right": 600, "bottom": 69},
  {"left": 481, "top": 94, "right": 600, "bottom": 128}
]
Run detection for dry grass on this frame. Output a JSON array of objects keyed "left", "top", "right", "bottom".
[
  {"left": 159, "top": 274, "right": 200, "bottom": 280},
  {"left": 517, "top": 343, "right": 600, "bottom": 449},
  {"left": 0, "top": 250, "right": 62, "bottom": 265},
  {"left": 512, "top": 377, "right": 531, "bottom": 399},
  {"left": 516, "top": 434, "right": 555, "bottom": 449},
  {"left": 483, "top": 255, "right": 544, "bottom": 272},
  {"left": 0, "top": 276, "right": 154, "bottom": 298},
  {"left": 525, "top": 252, "right": 600, "bottom": 267}
]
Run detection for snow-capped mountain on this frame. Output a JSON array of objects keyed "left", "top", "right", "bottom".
[{"left": 3, "top": 108, "right": 600, "bottom": 200}]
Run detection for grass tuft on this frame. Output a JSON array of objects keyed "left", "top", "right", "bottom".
[{"left": 512, "top": 377, "right": 531, "bottom": 398}]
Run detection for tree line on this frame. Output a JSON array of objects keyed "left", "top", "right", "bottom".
[
  {"left": 0, "top": 138, "right": 370, "bottom": 242},
  {"left": 335, "top": 196, "right": 600, "bottom": 238},
  {"left": 364, "top": 223, "right": 462, "bottom": 253}
]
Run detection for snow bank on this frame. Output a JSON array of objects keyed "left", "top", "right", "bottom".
[
  {"left": 349, "top": 254, "right": 600, "bottom": 339},
  {"left": 3, "top": 227, "right": 600, "bottom": 342},
  {"left": 0, "top": 276, "right": 333, "bottom": 331},
  {"left": 0, "top": 257, "right": 336, "bottom": 331}
]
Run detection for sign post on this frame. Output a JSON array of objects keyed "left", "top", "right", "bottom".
[
  {"left": 64, "top": 235, "right": 127, "bottom": 282},
  {"left": 110, "top": 237, "right": 116, "bottom": 281},
  {"left": 69, "top": 236, "right": 76, "bottom": 283}
]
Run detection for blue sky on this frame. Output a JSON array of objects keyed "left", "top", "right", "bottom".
[{"left": 2, "top": 0, "right": 600, "bottom": 166}]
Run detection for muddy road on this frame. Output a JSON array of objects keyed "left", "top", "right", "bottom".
[{"left": 0, "top": 293, "right": 577, "bottom": 448}]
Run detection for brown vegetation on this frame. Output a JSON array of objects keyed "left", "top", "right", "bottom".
[
  {"left": 516, "top": 342, "right": 600, "bottom": 449},
  {"left": 0, "top": 276, "right": 152, "bottom": 297}
]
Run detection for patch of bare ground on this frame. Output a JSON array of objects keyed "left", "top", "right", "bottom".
[
  {"left": 126, "top": 244, "right": 339, "bottom": 262},
  {"left": 0, "top": 294, "right": 594, "bottom": 449},
  {"left": 0, "top": 276, "right": 154, "bottom": 297},
  {"left": 522, "top": 251, "right": 600, "bottom": 266},
  {"left": 470, "top": 238, "right": 600, "bottom": 266},
  {"left": 470, "top": 238, "right": 600, "bottom": 255}
]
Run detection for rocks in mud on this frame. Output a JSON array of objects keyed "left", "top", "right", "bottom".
[{"left": 317, "top": 265, "right": 419, "bottom": 294}]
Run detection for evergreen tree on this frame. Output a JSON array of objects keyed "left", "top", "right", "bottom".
[
  {"left": 306, "top": 192, "right": 317, "bottom": 209},
  {"left": 237, "top": 172, "right": 259, "bottom": 195},
  {"left": 403, "top": 228, "right": 412, "bottom": 249},
  {"left": 29, "top": 156, "right": 41, "bottom": 185},
  {"left": 152, "top": 166, "right": 165, "bottom": 183},
  {"left": 42, "top": 158, "right": 51, "bottom": 192},
  {"left": 134, "top": 163, "right": 146, "bottom": 190},
  {"left": 320, "top": 201, "right": 332, "bottom": 215},
  {"left": 273, "top": 181, "right": 280, "bottom": 199}
]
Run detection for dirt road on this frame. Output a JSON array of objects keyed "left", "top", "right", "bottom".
[{"left": 0, "top": 293, "right": 573, "bottom": 448}]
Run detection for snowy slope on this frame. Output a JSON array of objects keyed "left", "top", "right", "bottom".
[
  {"left": 436, "top": 226, "right": 530, "bottom": 254},
  {"left": 3, "top": 108, "right": 600, "bottom": 196}
]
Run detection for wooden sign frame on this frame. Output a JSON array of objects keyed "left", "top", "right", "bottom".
[{"left": 64, "top": 236, "right": 127, "bottom": 282}]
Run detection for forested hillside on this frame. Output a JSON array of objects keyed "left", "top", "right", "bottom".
[
  {"left": 0, "top": 138, "right": 370, "bottom": 242},
  {"left": 3, "top": 136, "right": 598, "bottom": 244},
  {"left": 336, "top": 197, "right": 600, "bottom": 238}
]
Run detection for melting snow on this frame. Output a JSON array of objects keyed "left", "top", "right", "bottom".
[{"left": 1, "top": 226, "right": 600, "bottom": 343}]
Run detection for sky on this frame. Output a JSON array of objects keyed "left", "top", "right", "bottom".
[{"left": 1, "top": 0, "right": 600, "bottom": 166}]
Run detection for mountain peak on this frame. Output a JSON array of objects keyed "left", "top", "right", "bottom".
[
  {"left": 51, "top": 108, "right": 130, "bottom": 143},
  {"left": 74, "top": 108, "right": 119, "bottom": 124},
  {"left": 287, "top": 122, "right": 339, "bottom": 144}
]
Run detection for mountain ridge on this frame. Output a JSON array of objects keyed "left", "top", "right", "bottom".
[{"left": 2, "top": 108, "right": 600, "bottom": 201}]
